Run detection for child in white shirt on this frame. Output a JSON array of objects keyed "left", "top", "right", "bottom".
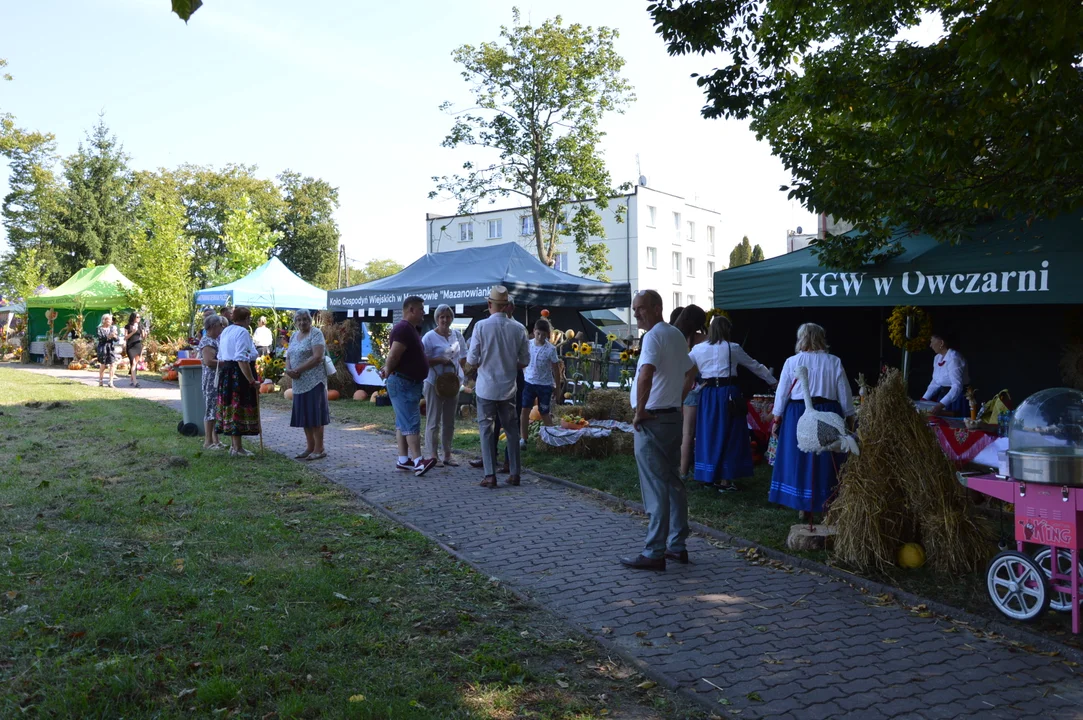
[{"left": 520, "top": 318, "right": 562, "bottom": 445}]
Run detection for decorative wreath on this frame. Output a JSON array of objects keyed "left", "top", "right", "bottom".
[{"left": 887, "top": 305, "right": 933, "bottom": 352}]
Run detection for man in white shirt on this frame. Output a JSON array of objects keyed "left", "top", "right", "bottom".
[
  {"left": 622, "top": 290, "right": 694, "bottom": 571},
  {"left": 252, "top": 316, "right": 273, "bottom": 356},
  {"left": 466, "top": 285, "right": 530, "bottom": 488}
]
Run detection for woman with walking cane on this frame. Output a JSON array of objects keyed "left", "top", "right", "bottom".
[{"left": 215, "top": 306, "right": 262, "bottom": 457}]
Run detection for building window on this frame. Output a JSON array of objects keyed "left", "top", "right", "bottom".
[
  {"left": 687, "top": 294, "right": 695, "bottom": 305},
  {"left": 553, "top": 252, "right": 569, "bottom": 272},
  {"left": 686, "top": 257, "right": 695, "bottom": 277},
  {"left": 707, "top": 226, "right": 715, "bottom": 256},
  {"left": 645, "top": 246, "right": 657, "bottom": 269},
  {"left": 708, "top": 291, "right": 714, "bottom": 307},
  {"left": 673, "top": 292, "right": 682, "bottom": 309},
  {"left": 687, "top": 221, "right": 696, "bottom": 242},
  {"left": 488, "top": 219, "right": 502, "bottom": 239},
  {"left": 647, "top": 205, "right": 657, "bottom": 227},
  {"left": 707, "top": 260, "right": 716, "bottom": 277},
  {"left": 459, "top": 222, "right": 473, "bottom": 242},
  {"left": 673, "top": 212, "right": 682, "bottom": 242},
  {"left": 672, "top": 251, "right": 682, "bottom": 285},
  {"left": 520, "top": 215, "right": 534, "bottom": 235}
]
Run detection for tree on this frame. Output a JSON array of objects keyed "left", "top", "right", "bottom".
[
  {"left": 728, "top": 236, "right": 751, "bottom": 268},
  {"left": 272, "top": 170, "right": 340, "bottom": 284},
  {"left": 750, "top": 244, "right": 764, "bottom": 264},
  {"left": 55, "top": 118, "right": 136, "bottom": 277},
  {"left": 209, "top": 197, "right": 278, "bottom": 285},
  {"left": 349, "top": 258, "right": 403, "bottom": 286},
  {"left": 648, "top": 0, "right": 1083, "bottom": 269},
  {"left": 120, "top": 173, "right": 195, "bottom": 339},
  {"left": 170, "top": 0, "right": 203, "bottom": 22},
  {"left": 172, "top": 163, "right": 284, "bottom": 287},
  {"left": 0, "top": 245, "right": 48, "bottom": 306},
  {"left": 431, "top": 10, "right": 634, "bottom": 280},
  {"left": 1, "top": 127, "right": 65, "bottom": 287}
]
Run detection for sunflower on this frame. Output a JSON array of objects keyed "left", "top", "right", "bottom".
[
  {"left": 619, "top": 351, "right": 630, "bottom": 362},
  {"left": 579, "top": 342, "right": 593, "bottom": 355},
  {"left": 571, "top": 343, "right": 580, "bottom": 353},
  {"left": 606, "top": 333, "right": 617, "bottom": 343}
]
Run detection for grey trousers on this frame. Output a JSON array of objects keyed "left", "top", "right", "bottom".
[
  {"left": 477, "top": 396, "right": 520, "bottom": 477},
  {"left": 634, "top": 412, "right": 688, "bottom": 559},
  {"left": 423, "top": 381, "right": 457, "bottom": 460}
]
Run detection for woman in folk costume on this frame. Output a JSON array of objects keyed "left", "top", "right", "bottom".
[
  {"left": 687, "top": 315, "right": 777, "bottom": 491},
  {"left": 769, "top": 323, "right": 855, "bottom": 520},
  {"left": 215, "top": 306, "right": 261, "bottom": 457},
  {"left": 921, "top": 332, "right": 969, "bottom": 416}
]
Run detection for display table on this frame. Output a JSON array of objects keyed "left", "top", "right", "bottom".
[
  {"left": 929, "top": 417, "right": 999, "bottom": 467},
  {"left": 539, "top": 419, "right": 633, "bottom": 447}
]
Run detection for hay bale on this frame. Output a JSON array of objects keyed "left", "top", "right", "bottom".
[
  {"left": 826, "top": 368, "right": 991, "bottom": 574},
  {"left": 582, "top": 389, "right": 633, "bottom": 423}
]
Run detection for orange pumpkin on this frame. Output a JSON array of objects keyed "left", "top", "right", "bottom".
[
  {"left": 327, "top": 389, "right": 340, "bottom": 401},
  {"left": 284, "top": 388, "right": 294, "bottom": 400},
  {"left": 353, "top": 389, "right": 369, "bottom": 401},
  {"left": 529, "top": 406, "right": 542, "bottom": 422},
  {"left": 259, "top": 383, "right": 274, "bottom": 394}
]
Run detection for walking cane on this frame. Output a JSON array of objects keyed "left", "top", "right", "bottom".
[{"left": 255, "top": 370, "right": 264, "bottom": 454}]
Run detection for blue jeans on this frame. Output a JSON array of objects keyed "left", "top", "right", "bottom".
[
  {"left": 522, "top": 383, "right": 554, "bottom": 414},
  {"left": 386, "top": 373, "right": 423, "bottom": 436},
  {"left": 634, "top": 412, "right": 688, "bottom": 558}
]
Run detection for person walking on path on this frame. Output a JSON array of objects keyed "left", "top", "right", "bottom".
[
  {"left": 215, "top": 306, "right": 261, "bottom": 458},
  {"left": 284, "top": 310, "right": 330, "bottom": 461},
  {"left": 381, "top": 296, "right": 437, "bottom": 477},
  {"left": 622, "top": 290, "right": 694, "bottom": 571},
  {"left": 253, "top": 316, "right": 273, "bottom": 357},
  {"left": 687, "top": 314, "right": 776, "bottom": 491},
  {"left": 422, "top": 304, "right": 467, "bottom": 467},
  {"left": 519, "top": 318, "right": 561, "bottom": 443},
  {"left": 769, "top": 322, "right": 854, "bottom": 522},
  {"left": 123, "top": 312, "right": 145, "bottom": 388},
  {"left": 96, "top": 314, "right": 120, "bottom": 388},
  {"left": 466, "top": 286, "right": 529, "bottom": 489},
  {"left": 198, "top": 314, "right": 226, "bottom": 450}
]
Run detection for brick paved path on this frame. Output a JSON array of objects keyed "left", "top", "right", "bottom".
[{"left": 15, "top": 367, "right": 1083, "bottom": 719}]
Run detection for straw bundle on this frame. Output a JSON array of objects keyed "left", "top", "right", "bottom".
[
  {"left": 582, "top": 389, "right": 634, "bottom": 423},
  {"left": 826, "top": 368, "right": 991, "bottom": 574},
  {"left": 319, "top": 318, "right": 359, "bottom": 396}
]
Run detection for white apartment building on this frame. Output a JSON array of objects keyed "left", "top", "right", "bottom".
[{"left": 426, "top": 182, "right": 722, "bottom": 330}]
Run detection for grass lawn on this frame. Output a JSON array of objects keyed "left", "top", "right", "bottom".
[{"left": 0, "top": 368, "right": 705, "bottom": 719}]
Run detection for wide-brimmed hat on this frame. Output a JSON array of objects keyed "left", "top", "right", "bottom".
[{"left": 488, "top": 285, "right": 510, "bottom": 305}]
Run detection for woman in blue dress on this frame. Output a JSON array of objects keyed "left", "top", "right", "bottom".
[
  {"left": 688, "top": 315, "right": 776, "bottom": 491},
  {"left": 674, "top": 305, "right": 707, "bottom": 481},
  {"left": 768, "top": 323, "right": 855, "bottom": 521}
]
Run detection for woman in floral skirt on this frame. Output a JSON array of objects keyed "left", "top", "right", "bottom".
[{"left": 214, "top": 306, "right": 261, "bottom": 457}]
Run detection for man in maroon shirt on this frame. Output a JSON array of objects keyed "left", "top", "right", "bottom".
[{"left": 380, "top": 296, "right": 436, "bottom": 476}]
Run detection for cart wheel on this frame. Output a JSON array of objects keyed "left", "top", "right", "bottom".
[
  {"left": 180, "top": 422, "right": 200, "bottom": 437},
  {"left": 986, "top": 551, "right": 1050, "bottom": 622},
  {"left": 1033, "top": 548, "right": 1083, "bottom": 613}
]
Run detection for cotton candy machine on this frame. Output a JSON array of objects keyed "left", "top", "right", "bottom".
[{"left": 958, "top": 388, "right": 1083, "bottom": 632}]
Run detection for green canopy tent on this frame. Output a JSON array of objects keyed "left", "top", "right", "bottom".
[
  {"left": 712, "top": 212, "right": 1083, "bottom": 400},
  {"left": 25, "top": 264, "right": 138, "bottom": 341}
]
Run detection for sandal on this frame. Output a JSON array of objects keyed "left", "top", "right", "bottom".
[
  {"left": 479, "top": 476, "right": 498, "bottom": 488},
  {"left": 295, "top": 451, "right": 312, "bottom": 459},
  {"left": 443, "top": 458, "right": 459, "bottom": 467},
  {"left": 306, "top": 451, "right": 327, "bottom": 461}
]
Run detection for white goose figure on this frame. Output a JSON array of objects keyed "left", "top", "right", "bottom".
[{"left": 794, "top": 365, "right": 860, "bottom": 455}]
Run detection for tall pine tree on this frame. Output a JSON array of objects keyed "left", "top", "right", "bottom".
[{"left": 55, "top": 118, "right": 135, "bottom": 277}]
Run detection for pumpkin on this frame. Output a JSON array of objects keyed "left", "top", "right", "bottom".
[
  {"left": 897, "top": 543, "right": 926, "bottom": 569},
  {"left": 353, "top": 389, "right": 369, "bottom": 401},
  {"left": 327, "top": 389, "right": 340, "bottom": 401},
  {"left": 163, "top": 370, "right": 178, "bottom": 381},
  {"left": 68, "top": 362, "right": 79, "bottom": 370},
  {"left": 284, "top": 388, "right": 294, "bottom": 400},
  {"left": 259, "top": 383, "right": 274, "bottom": 394},
  {"left": 529, "top": 406, "right": 542, "bottom": 422}
]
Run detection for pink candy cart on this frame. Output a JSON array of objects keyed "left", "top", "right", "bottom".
[{"left": 957, "top": 388, "right": 1083, "bottom": 633}]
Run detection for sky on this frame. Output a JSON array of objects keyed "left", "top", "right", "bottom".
[{"left": 0, "top": 0, "right": 819, "bottom": 268}]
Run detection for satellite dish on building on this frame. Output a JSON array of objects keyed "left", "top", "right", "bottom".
[
  {"left": 638, "top": 175, "right": 648, "bottom": 187},
  {"left": 796, "top": 226, "right": 803, "bottom": 234}
]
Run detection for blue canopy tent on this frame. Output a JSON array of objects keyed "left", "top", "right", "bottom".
[{"left": 194, "top": 257, "right": 328, "bottom": 310}]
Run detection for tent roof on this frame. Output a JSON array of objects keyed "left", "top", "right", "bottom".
[
  {"left": 715, "top": 212, "right": 1083, "bottom": 309},
  {"left": 26, "top": 264, "right": 136, "bottom": 310},
  {"left": 327, "top": 243, "right": 631, "bottom": 313},
  {"left": 194, "top": 257, "right": 328, "bottom": 311}
]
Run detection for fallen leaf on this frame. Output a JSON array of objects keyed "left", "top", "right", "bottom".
[
  {"left": 556, "top": 679, "right": 569, "bottom": 688},
  {"left": 348, "top": 694, "right": 366, "bottom": 703},
  {"left": 5, "top": 590, "right": 17, "bottom": 600},
  {"left": 753, "top": 626, "right": 768, "bottom": 632},
  {"left": 178, "top": 688, "right": 196, "bottom": 699},
  {"left": 367, "top": 597, "right": 381, "bottom": 605},
  {"left": 746, "top": 691, "right": 763, "bottom": 702},
  {"left": 333, "top": 592, "right": 349, "bottom": 600},
  {"left": 172, "top": 558, "right": 185, "bottom": 573},
  {"left": 636, "top": 680, "right": 657, "bottom": 690},
  {"left": 882, "top": 638, "right": 898, "bottom": 644},
  {"left": 240, "top": 575, "right": 255, "bottom": 586},
  {"left": 634, "top": 631, "right": 647, "bottom": 638},
  {"left": 13, "top": 604, "right": 28, "bottom": 614}
]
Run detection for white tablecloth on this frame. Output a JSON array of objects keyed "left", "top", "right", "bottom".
[{"left": 538, "top": 419, "right": 633, "bottom": 447}]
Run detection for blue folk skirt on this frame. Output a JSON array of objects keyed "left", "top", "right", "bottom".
[
  {"left": 928, "top": 386, "right": 968, "bottom": 415},
  {"left": 693, "top": 385, "right": 753, "bottom": 483},
  {"left": 768, "top": 399, "right": 845, "bottom": 513},
  {"left": 290, "top": 382, "right": 330, "bottom": 429}
]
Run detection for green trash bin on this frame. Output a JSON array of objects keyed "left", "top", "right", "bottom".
[{"left": 176, "top": 358, "right": 206, "bottom": 437}]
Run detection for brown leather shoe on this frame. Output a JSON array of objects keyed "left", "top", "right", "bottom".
[
  {"left": 479, "top": 476, "right": 497, "bottom": 488},
  {"left": 469, "top": 459, "right": 485, "bottom": 469},
  {"left": 664, "top": 549, "right": 689, "bottom": 564},
  {"left": 505, "top": 475, "right": 520, "bottom": 487},
  {"left": 619, "top": 554, "right": 666, "bottom": 571}
]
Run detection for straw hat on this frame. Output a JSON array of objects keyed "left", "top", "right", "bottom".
[{"left": 488, "top": 285, "right": 510, "bottom": 306}]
